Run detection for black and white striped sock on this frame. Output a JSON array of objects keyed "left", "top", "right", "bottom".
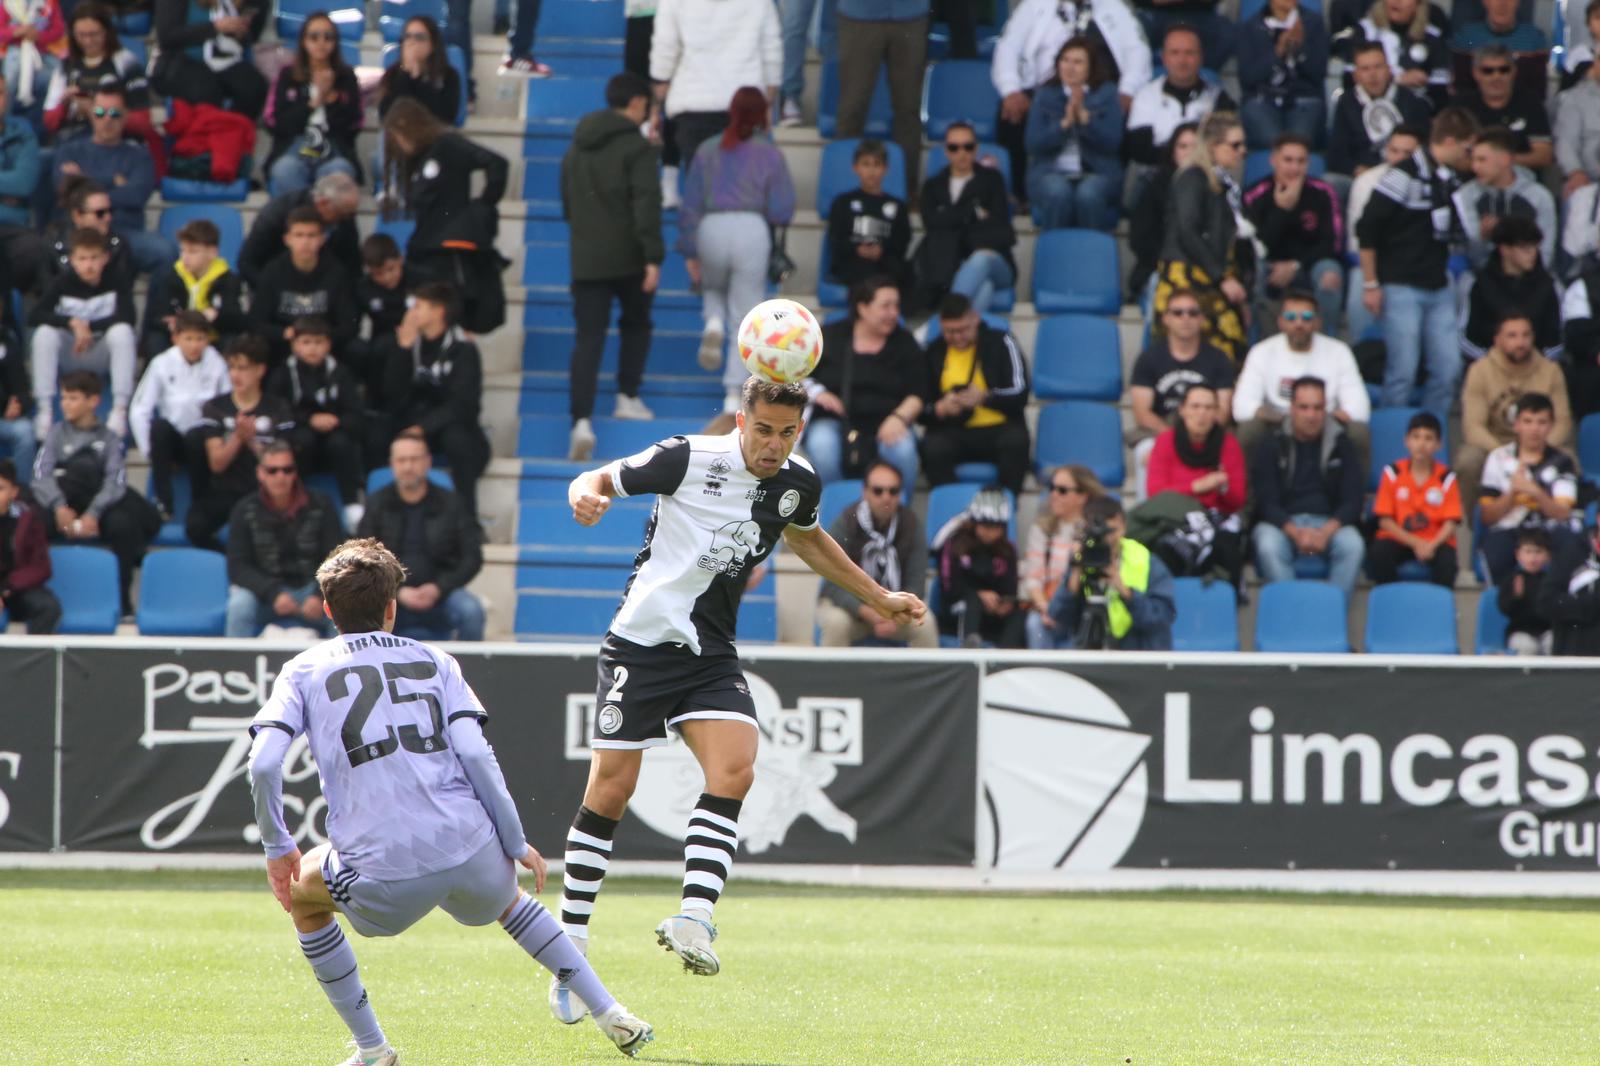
[
  {"left": 681, "top": 793, "right": 742, "bottom": 919},
  {"left": 560, "top": 804, "right": 618, "bottom": 940}
]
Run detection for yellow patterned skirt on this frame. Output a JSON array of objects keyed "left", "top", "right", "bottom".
[{"left": 1150, "top": 259, "right": 1248, "bottom": 362}]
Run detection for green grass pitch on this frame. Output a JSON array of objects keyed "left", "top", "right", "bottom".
[{"left": 1, "top": 869, "right": 1596, "bottom": 1064}]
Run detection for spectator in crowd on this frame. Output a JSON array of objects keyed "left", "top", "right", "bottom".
[
  {"left": 1022, "top": 37, "right": 1123, "bottom": 231},
  {"left": 0, "top": 334, "right": 30, "bottom": 480},
  {"left": 1461, "top": 217, "right": 1561, "bottom": 362},
  {"left": 1561, "top": 253, "right": 1600, "bottom": 418},
  {"left": 1130, "top": 0, "right": 1234, "bottom": 71},
  {"left": 1128, "top": 288, "right": 1235, "bottom": 495},
  {"left": 1540, "top": 522, "right": 1600, "bottom": 656},
  {"left": 1326, "top": 40, "right": 1432, "bottom": 180},
  {"left": 806, "top": 275, "right": 923, "bottom": 487},
  {"left": 1243, "top": 133, "right": 1345, "bottom": 329},
  {"left": 921, "top": 294, "right": 1030, "bottom": 494},
  {"left": 1561, "top": 0, "right": 1600, "bottom": 86},
  {"left": 0, "top": 458, "right": 57, "bottom": 632},
  {"left": 815, "top": 459, "right": 935, "bottom": 647},
  {"left": 1478, "top": 391, "right": 1581, "bottom": 582},
  {"left": 1343, "top": 123, "right": 1422, "bottom": 341},
  {"left": 268, "top": 316, "right": 365, "bottom": 527},
  {"left": 1249, "top": 375, "right": 1366, "bottom": 598},
  {"left": 356, "top": 431, "right": 486, "bottom": 641},
  {"left": 1457, "top": 320, "right": 1572, "bottom": 512},
  {"left": 681, "top": 87, "right": 796, "bottom": 411},
  {"left": 651, "top": 0, "right": 779, "bottom": 182},
  {"left": 152, "top": 0, "right": 268, "bottom": 120},
  {"left": 1145, "top": 383, "right": 1247, "bottom": 588},
  {"left": 1044, "top": 494, "right": 1176, "bottom": 650},
  {"left": 30, "top": 226, "right": 135, "bottom": 438},
  {"left": 1125, "top": 26, "right": 1234, "bottom": 167},
  {"left": 833, "top": 0, "right": 926, "bottom": 190},
  {"left": 42, "top": 177, "right": 130, "bottom": 295},
  {"left": 34, "top": 370, "right": 159, "bottom": 615},
  {"left": 41, "top": 3, "right": 152, "bottom": 142},
  {"left": 238, "top": 173, "right": 362, "bottom": 286},
  {"left": 52, "top": 84, "right": 175, "bottom": 281},
  {"left": 500, "top": 0, "right": 552, "bottom": 78},
  {"left": 381, "top": 281, "right": 490, "bottom": 522},
  {"left": 1152, "top": 111, "right": 1250, "bottom": 362},
  {"left": 1452, "top": 0, "right": 1548, "bottom": 53},
  {"left": 1232, "top": 291, "right": 1370, "bottom": 454},
  {"left": 1452, "top": 127, "right": 1556, "bottom": 270},
  {"left": 1369, "top": 409, "right": 1460, "bottom": 586},
  {"left": 129, "top": 310, "right": 227, "bottom": 518},
  {"left": 224, "top": 439, "right": 340, "bottom": 637},
  {"left": 914, "top": 120, "right": 1017, "bottom": 315},
  {"left": 1499, "top": 526, "right": 1553, "bottom": 654},
  {"left": 1332, "top": 0, "right": 1451, "bottom": 109},
  {"left": 825, "top": 138, "right": 911, "bottom": 291},
  {"left": 1357, "top": 106, "right": 1476, "bottom": 414},
  {"left": 378, "top": 16, "right": 461, "bottom": 125},
  {"left": 777, "top": 0, "right": 835, "bottom": 127},
  {"left": 265, "top": 14, "right": 362, "bottom": 197},
  {"left": 351, "top": 233, "right": 411, "bottom": 404},
  {"left": 250, "top": 205, "right": 358, "bottom": 364},
  {"left": 0, "top": 74, "right": 38, "bottom": 238},
  {"left": 561, "top": 73, "right": 662, "bottom": 462},
  {"left": 382, "top": 98, "right": 510, "bottom": 335},
  {"left": 1127, "top": 122, "right": 1196, "bottom": 299},
  {"left": 937, "top": 486, "right": 1025, "bottom": 648},
  {"left": 1021, "top": 464, "right": 1106, "bottom": 648},
  {"left": 1454, "top": 43, "right": 1551, "bottom": 169},
  {"left": 1237, "top": 0, "right": 1330, "bottom": 148},
  {"left": 1557, "top": 21, "right": 1600, "bottom": 201},
  {"left": 189, "top": 336, "right": 296, "bottom": 551},
  {"left": 145, "top": 218, "right": 247, "bottom": 355},
  {"left": 1, "top": 0, "right": 67, "bottom": 132}
]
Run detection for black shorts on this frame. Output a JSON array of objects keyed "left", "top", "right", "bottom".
[{"left": 593, "top": 633, "right": 757, "bottom": 749}]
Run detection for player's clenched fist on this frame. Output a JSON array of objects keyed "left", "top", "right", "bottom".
[
  {"left": 877, "top": 591, "right": 927, "bottom": 627},
  {"left": 571, "top": 491, "right": 609, "bottom": 526}
]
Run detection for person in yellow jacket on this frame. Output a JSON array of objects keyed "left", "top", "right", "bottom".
[{"left": 1045, "top": 495, "right": 1176, "bottom": 650}]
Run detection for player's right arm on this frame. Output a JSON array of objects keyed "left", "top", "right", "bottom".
[
  {"left": 247, "top": 663, "right": 309, "bottom": 913},
  {"left": 569, "top": 436, "right": 692, "bottom": 526},
  {"left": 567, "top": 467, "right": 618, "bottom": 526}
]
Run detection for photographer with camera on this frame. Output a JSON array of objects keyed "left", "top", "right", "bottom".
[
  {"left": 935, "top": 486, "right": 1026, "bottom": 648},
  {"left": 1043, "top": 495, "right": 1176, "bottom": 651}
]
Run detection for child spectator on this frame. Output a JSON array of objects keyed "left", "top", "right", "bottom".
[
  {"left": 1498, "top": 526, "right": 1553, "bottom": 654},
  {"left": 265, "top": 13, "right": 362, "bottom": 197},
  {"left": 188, "top": 336, "right": 296, "bottom": 551},
  {"left": 146, "top": 217, "right": 248, "bottom": 353},
  {"left": 0, "top": 337, "right": 32, "bottom": 481},
  {"left": 936, "top": 486, "right": 1025, "bottom": 648},
  {"left": 129, "top": 310, "right": 227, "bottom": 519},
  {"left": 29, "top": 225, "right": 135, "bottom": 439},
  {"left": 33, "top": 370, "right": 159, "bottom": 615},
  {"left": 1536, "top": 524, "right": 1600, "bottom": 656},
  {"left": 267, "top": 315, "right": 365, "bottom": 527},
  {"left": 1477, "top": 391, "right": 1582, "bottom": 582},
  {"left": 250, "top": 205, "right": 358, "bottom": 363},
  {"left": 824, "top": 138, "right": 911, "bottom": 291},
  {"left": 1369, "top": 410, "right": 1461, "bottom": 586},
  {"left": 0, "top": 458, "right": 57, "bottom": 632},
  {"left": 352, "top": 232, "right": 411, "bottom": 398},
  {"left": 377, "top": 16, "right": 460, "bottom": 125}
]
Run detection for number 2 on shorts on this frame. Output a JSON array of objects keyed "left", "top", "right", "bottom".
[{"left": 605, "top": 665, "right": 630, "bottom": 704}]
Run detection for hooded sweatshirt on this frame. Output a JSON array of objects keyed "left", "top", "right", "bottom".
[
  {"left": 1460, "top": 345, "right": 1573, "bottom": 454},
  {"left": 1451, "top": 172, "right": 1558, "bottom": 269},
  {"left": 561, "top": 108, "right": 664, "bottom": 281}
]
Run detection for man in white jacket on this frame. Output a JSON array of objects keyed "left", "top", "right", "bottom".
[
  {"left": 1232, "top": 290, "right": 1371, "bottom": 462},
  {"left": 128, "top": 310, "right": 228, "bottom": 518}
]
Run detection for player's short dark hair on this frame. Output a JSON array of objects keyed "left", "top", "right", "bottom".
[
  {"left": 68, "top": 226, "right": 108, "bottom": 254},
  {"left": 605, "top": 71, "right": 652, "bottom": 110},
  {"left": 60, "top": 369, "right": 101, "bottom": 397},
  {"left": 1517, "top": 527, "right": 1552, "bottom": 551},
  {"left": 317, "top": 538, "right": 408, "bottom": 634},
  {"left": 938, "top": 292, "right": 973, "bottom": 321},
  {"left": 285, "top": 205, "right": 324, "bottom": 232},
  {"left": 740, "top": 376, "right": 808, "bottom": 414},
  {"left": 0, "top": 458, "right": 16, "bottom": 487},
  {"left": 1291, "top": 375, "right": 1327, "bottom": 401},
  {"left": 1474, "top": 126, "right": 1516, "bottom": 156},
  {"left": 1430, "top": 106, "right": 1480, "bottom": 145},
  {"left": 171, "top": 309, "right": 211, "bottom": 336},
  {"left": 1515, "top": 391, "right": 1554, "bottom": 418},
  {"left": 362, "top": 232, "right": 402, "bottom": 269},
  {"left": 224, "top": 334, "right": 270, "bottom": 365},
  {"left": 411, "top": 280, "right": 458, "bottom": 322},
  {"left": 1084, "top": 495, "right": 1124, "bottom": 523},
  {"left": 1407, "top": 411, "right": 1442, "bottom": 437},
  {"left": 176, "top": 218, "right": 220, "bottom": 247},
  {"left": 852, "top": 138, "right": 888, "bottom": 165},
  {"left": 292, "top": 315, "right": 333, "bottom": 340},
  {"left": 1491, "top": 215, "right": 1542, "bottom": 248},
  {"left": 1271, "top": 131, "right": 1311, "bottom": 154}
]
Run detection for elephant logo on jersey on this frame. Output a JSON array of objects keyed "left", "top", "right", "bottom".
[{"left": 698, "top": 520, "right": 763, "bottom": 576}]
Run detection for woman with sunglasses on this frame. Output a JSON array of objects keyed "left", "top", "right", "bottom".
[
  {"left": 914, "top": 120, "right": 1017, "bottom": 315},
  {"left": 152, "top": 0, "right": 268, "bottom": 120},
  {"left": 41, "top": 3, "right": 152, "bottom": 142},
  {"left": 1023, "top": 37, "right": 1123, "bottom": 231},
  {"left": 1021, "top": 463, "right": 1104, "bottom": 649},
  {"left": 1153, "top": 111, "right": 1251, "bottom": 362},
  {"left": 265, "top": 13, "right": 361, "bottom": 196},
  {"left": 378, "top": 15, "right": 460, "bottom": 125},
  {"left": 44, "top": 176, "right": 134, "bottom": 290}
]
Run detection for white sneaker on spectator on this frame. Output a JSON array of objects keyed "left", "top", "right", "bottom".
[
  {"left": 343, "top": 503, "right": 365, "bottom": 530},
  {"left": 698, "top": 317, "right": 725, "bottom": 372},
  {"left": 613, "top": 394, "right": 654, "bottom": 421},
  {"left": 569, "top": 417, "right": 596, "bottom": 461},
  {"left": 33, "top": 409, "right": 51, "bottom": 439},
  {"left": 106, "top": 405, "right": 128, "bottom": 437},
  {"left": 779, "top": 99, "right": 803, "bottom": 127},
  {"left": 499, "top": 54, "right": 552, "bottom": 77},
  {"left": 661, "top": 166, "right": 680, "bottom": 211}
]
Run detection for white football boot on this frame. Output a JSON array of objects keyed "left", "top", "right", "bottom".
[
  {"left": 594, "top": 1002, "right": 655, "bottom": 1058},
  {"left": 334, "top": 1042, "right": 398, "bottom": 1066},
  {"left": 547, "top": 934, "right": 591, "bottom": 1025},
  {"left": 654, "top": 912, "right": 719, "bottom": 976}
]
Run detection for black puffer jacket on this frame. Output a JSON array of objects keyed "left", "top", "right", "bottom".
[
  {"left": 357, "top": 483, "right": 483, "bottom": 597},
  {"left": 561, "top": 107, "right": 664, "bottom": 281},
  {"left": 226, "top": 488, "right": 342, "bottom": 599},
  {"left": 1160, "top": 165, "right": 1240, "bottom": 283}
]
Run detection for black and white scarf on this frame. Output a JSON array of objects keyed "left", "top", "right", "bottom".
[
  {"left": 855, "top": 499, "right": 901, "bottom": 592},
  {"left": 1354, "top": 83, "right": 1405, "bottom": 146}
]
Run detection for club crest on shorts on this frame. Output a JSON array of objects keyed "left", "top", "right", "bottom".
[
  {"left": 597, "top": 704, "right": 623, "bottom": 735},
  {"left": 778, "top": 490, "right": 800, "bottom": 517}
]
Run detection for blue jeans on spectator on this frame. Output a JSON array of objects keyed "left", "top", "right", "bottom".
[
  {"left": 1025, "top": 610, "right": 1070, "bottom": 650},
  {"left": 802, "top": 416, "right": 919, "bottom": 492},
  {"left": 507, "top": 0, "right": 542, "bottom": 58},
  {"left": 1381, "top": 283, "right": 1459, "bottom": 413},
  {"left": 3, "top": 50, "right": 54, "bottom": 136},
  {"left": 268, "top": 146, "right": 359, "bottom": 198},
  {"left": 951, "top": 249, "right": 1014, "bottom": 314},
  {"left": 1260, "top": 257, "right": 1344, "bottom": 333},
  {"left": 1252, "top": 513, "right": 1366, "bottom": 599},
  {"left": 1134, "top": 8, "right": 1234, "bottom": 68},
  {"left": 445, "top": 0, "right": 475, "bottom": 97},
  {"left": 226, "top": 581, "right": 336, "bottom": 638},
  {"left": 119, "top": 227, "right": 179, "bottom": 278},
  {"left": 1240, "top": 93, "right": 1326, "bottom": 149},
  {"left": 395, "top": 587, "right": 486, "bottom": 641},
  {"left": 1026, "top": 171, "right": 1117, "bottom": 231},
  {"left": 780, "top": 0, "right": 838, "bottom": 106},
  {"left": 0, "top": 416, "right": 34, "bottom": 481}
]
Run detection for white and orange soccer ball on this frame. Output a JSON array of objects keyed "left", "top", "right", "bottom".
[{"left": 737, "top": 298, "right": 823, "bottom": 384}]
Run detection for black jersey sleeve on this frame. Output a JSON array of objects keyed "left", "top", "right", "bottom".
[{"left": 611, "top": 436, "right": 692, "bottom": 498}]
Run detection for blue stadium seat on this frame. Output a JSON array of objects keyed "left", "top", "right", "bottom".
[
  {"left": 48, "top": 545, "right": 120, "bottom": 634},
  {"left": 515, "top": 590, "right": 620, "bottom": 639},
  {"left": 374, "top": 215, "right": 416, "bottom": 249},
  {"left": 123, "top": 37, "right": 149, "bottom": 65},
  {"left": 1238, "top": 0, "right": 1319, "bottom": 17},
  {"left": 817, "top": 60, "right": 891, "bottom": 139},
  {"left": 1032, "top": 229, "right": 1122, "bottom": 315},
  {"left": 113, "top": 9, "right": 152, "bottom": 35},
  {"left": 815, "top": 137, "right": 906, "bottom": 216},
  {"left": 340, "top": 39, "right": 363, "bottom": 68},
  {"left": 1579, "top": 413, "right": 1600, "bottom": 482},
  {"left": 1032, "top": 315, "right": 1121, "bottom": 401},
  {"left": 922, "top": 60, "right": 999, "bottom": 141},
  {"left": 817, "top": 479, "right": 864, "bottom": 527},
  {"left": 817, "top": 241, "right": 848, "bottom": 308},
  {"left": 952, "top": 462, "right": 999, "bottom": 484},
  {"left": 924, "top": 141, "right": 1010, "bottom": 189},
  {"left": 383, "top": 43, "right": 469, "bottom": 124},
  {"left": 1368, "top": 406, "right": 1448, "bottom": 491},
  {"left": 740, "top": 590, "right": 778, "bottom": 642},
  {"left": 1474, "top": 588, "right": 1509, "bottom": 654},
  {"left": 1365, "top": 581, "right": 1458, "bottom": 654},
  {"left": 1171, "top": 577, "right": 1240, "bottom": 652},
  {"left": 365, "top": 467, "right": 455, "bottom": 495},
  {"left": 1243, "top": 150, "right": 1326, "bottom": 188},
  {"left": 148, "top": 470, "right": 192, "bottom": 547},
  {"left": 0, "top": 605, "right": 7, "bottom": 628},
  {"left": 536, "top": 0, "right": 626, "bottom": 55},
  {"left": 1253, "top": 580, "right": 1348, "bottom": 653},
  {"left": 518, "top": 415, "right": 698, "bottom": 460},
  {"left": 924, "top": 483, "right": 1016, "bottom": 545},
  {"left": 526, "top": 77, "right": 609, "bottom": 137},
  {"left": 1034, "top": 401, "right": 1125, "bottom": 487},
  {"left": 519, "top": 374, "right": 723, "bottom": 419},
  {"left": 137, "top": 549, "right": 227, "bottom": 636},
  {"left": 161, "top": 167, "right": 251, "bottom": 203},
  {"left": 379, "top": 0, "right": 447, "bottom": 42},
  {"left": 517, "top": 499, "right": 651, "bottom": 557},
  {"left": 158, "top": 205, "right": 243, "bottom": 267},
  {"left": 278, "top": 0, "right": 365, "bottom": 41}
]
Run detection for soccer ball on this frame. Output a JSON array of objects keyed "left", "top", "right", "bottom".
[{"left": 738, "top": 299, "right": 824, "bottom": 384}]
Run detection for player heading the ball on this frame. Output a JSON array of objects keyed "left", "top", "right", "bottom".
[{"left": 247, "top": 538, "right": 653, "bottom": 1064}]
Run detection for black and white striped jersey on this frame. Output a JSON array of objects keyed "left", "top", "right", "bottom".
[{"left": 603, "top": 431, "right": 821, "bottom": 655}]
